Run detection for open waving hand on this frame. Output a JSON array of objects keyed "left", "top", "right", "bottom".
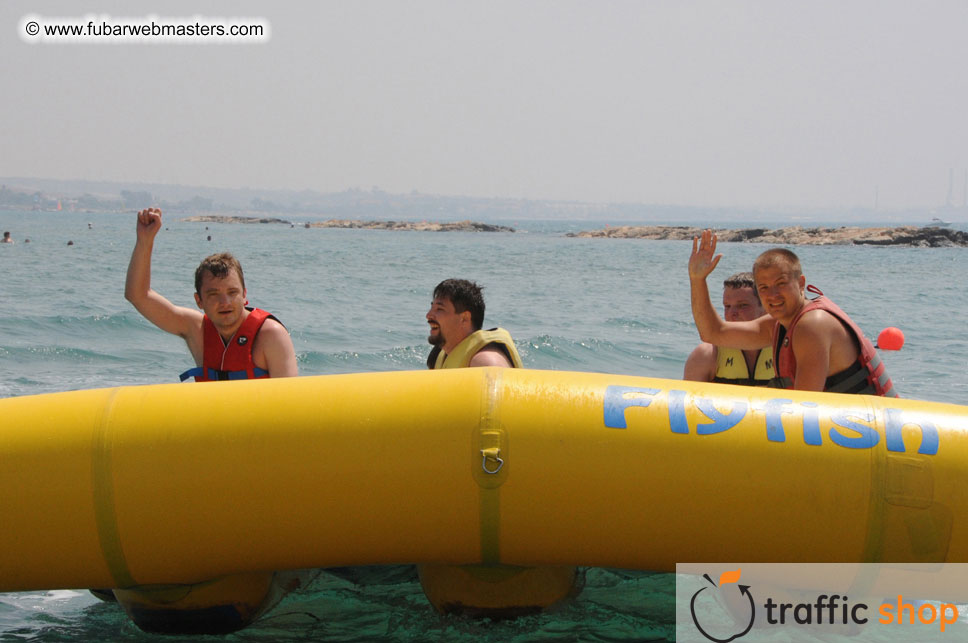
[{"left": 688, "top": 229, "right": 722, "bottom": 281}]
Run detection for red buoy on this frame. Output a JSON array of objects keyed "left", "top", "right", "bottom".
[{"left": 877, "top": 327, "right": 904, "bottom": 351}]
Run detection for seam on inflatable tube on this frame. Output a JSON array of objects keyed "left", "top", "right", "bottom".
[
  {"left": 834, "top": 398, "right": 888, "bottom": 600},
  {"left": 91, "top": 387, "right": 137, "bottom": 588},
  {"left": 480, "top": 368, "right": 502, "bottom": 565},
  {"left": 861, "top": 398, "right": 887, "bottom": 564}
]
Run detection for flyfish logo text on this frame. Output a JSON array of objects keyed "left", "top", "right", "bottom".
[{"left": 603, "top": 385, "right": 938, "bottom": 455}]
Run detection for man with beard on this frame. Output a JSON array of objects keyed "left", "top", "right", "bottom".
[
  {"left": 424, "top": 278, "right": 520, "bottom": 369},
  {"left": 419, "top": 278, "right": 578, "bottom": 617}
]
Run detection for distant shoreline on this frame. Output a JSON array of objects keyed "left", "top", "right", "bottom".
[
  {"left": 567, "top": 225, "right": 968, "bottom": 247},
  {"left": 181, "top": 215, "right": 291, "bottom": 224},
  {"left": 181, "top": 215, "right": 514, "bottom": 232}
]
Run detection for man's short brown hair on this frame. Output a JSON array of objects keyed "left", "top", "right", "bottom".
[
  {"left": 753, "top": 248, "right": 802, "bottom": 279},
  {"left": 723, "top": 272, "right": 755, "bottom": 290},
  {"left": 194, "top": 252, "right": 245, "bottom": 295}
]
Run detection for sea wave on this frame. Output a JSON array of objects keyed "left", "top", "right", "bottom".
[
  {"left": 5, "top": 312, "right": 151, "bottom": 339},
  {"left": 289, "top": 334, "right": 684, "bottom": 379},
  {"left": 297, "top": 345, "right": 428, "bottom": 374}
]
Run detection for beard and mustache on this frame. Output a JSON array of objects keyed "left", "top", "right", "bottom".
[{"left": 426, "top": 331, "right": 443, "bottom": 369}]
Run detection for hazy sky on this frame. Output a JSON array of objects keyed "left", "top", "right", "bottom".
[{"left": 3, "top": 1, "right": 968, "bottom": 209}]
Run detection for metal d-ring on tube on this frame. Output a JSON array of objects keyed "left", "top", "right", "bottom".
[{"left": 481, "top": 447, "right": 504, "bottom": 474}]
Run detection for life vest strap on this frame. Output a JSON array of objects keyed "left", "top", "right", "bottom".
[
  {"left": 816, "top": 360, "right": 873, "bottom": 395},
  {"left": 712, "top": 376, "right": 773, "bottom": 387},
  {"left": 179, "top": 366, "right": 269, "bottom": 382}
]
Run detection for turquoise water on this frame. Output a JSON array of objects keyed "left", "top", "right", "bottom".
[{"left": 1, "top": 209, "right": 966, "bottom": 641}]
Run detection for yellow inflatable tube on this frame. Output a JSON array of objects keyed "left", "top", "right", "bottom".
[{"left": 0, "top": 367, "right": 964, "bottom": 593}]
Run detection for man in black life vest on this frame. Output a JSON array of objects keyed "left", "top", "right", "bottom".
[
  {"left": 688, "top": 230, "right": 895, "bottom": 396},
  {"left": 124, "top": 208, "right": 297, "bottom": 381},
  {"left": 683, "top": 271, "right": 776, "bottom": 386}
]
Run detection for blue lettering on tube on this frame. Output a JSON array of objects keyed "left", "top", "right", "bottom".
[
  {"left": 800, "top": 402, "right": 822, "bottom": 446},
  {"left": 668, "top": 390, "right": 690, "bottom": 434},
  {"left": 829, "top": 411, "right": 879, "bottom": 449},
  {"left": 603, "top": 385, "right": 661, "bottom": 429},
  {"left": 764, "top": 398, "right": 793, "bottom": 442},
  {"left": 695, "top": 398, "right": 748, "bottom": 435},
  {"left": 884, "top": 408, "right": 939, "bottom": 455}
]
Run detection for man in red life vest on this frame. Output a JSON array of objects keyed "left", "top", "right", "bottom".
[
  {"left": 688, "top": 230, "right": 895, "bottom": 396},
  {"left": 124, "top": 208, "right": 297, "bottom": 381}
]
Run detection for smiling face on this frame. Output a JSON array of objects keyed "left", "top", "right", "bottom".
[
  {"left": 194, "top": 269, "right": 248, "bottom": 338},
  {"left": 722, "top": 286, "right": 766, "bottom": 322},
  {"left": 753, "top": 265, "right": 806, "bottom": 326},
  {"left": 426, "top": 295, "right": 470, "bottom": 352}
]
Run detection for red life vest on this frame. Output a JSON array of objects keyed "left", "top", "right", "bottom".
[
  {"left": 772, "top": 286, "right": 897, "bottom": 397},
  {"left": 179, "top": 308, "right": 275, "bottom": 382}
]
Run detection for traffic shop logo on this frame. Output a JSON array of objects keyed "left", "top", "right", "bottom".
[{"left": 690, "top": 569, "right": 754, "bottom": 642}]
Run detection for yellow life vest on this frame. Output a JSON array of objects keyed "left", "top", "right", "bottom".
[
  {"left": 433, "top": 328, "right": 523, "bottom": 369},
  {"left": 713, "top": 347, "right": 775, "bottom": 387}
]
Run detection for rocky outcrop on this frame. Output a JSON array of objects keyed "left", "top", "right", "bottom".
[
  {"left": 179, "top": 215, "right": 513, "bottom": 232},
  {"left": 181, "top": 215, "right": 291, "bottom": 224},
  {"left": 306, "top": 219, "right": 514, "bottom": 232},
  {"left": 567, "top": 225, "right": 968, "bottom": 247}
]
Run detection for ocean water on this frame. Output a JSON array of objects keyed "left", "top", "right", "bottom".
[{"left": 1, "top": 209, "right": 966, "bottom": 641}]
